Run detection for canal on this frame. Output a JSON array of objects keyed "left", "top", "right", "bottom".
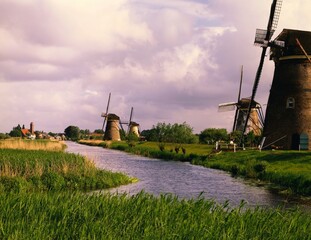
[{"left": 66, "top": 142, "right": 304, "bottom": 208}]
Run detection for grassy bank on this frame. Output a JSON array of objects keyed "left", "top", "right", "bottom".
[
  {"left": 79, "top": 139, "right": 213, "bottom": 161},
  {"left": 0, "top": 191, "right": 310, "bottom": 239},
  {"left": 0, "top": 139, "right": 135, "bottom": 192},
  {"left": 194, "top": 150, "right": 311, "bottom": 196},
  {"left": 79, "top": 140, "right": 311, "bottom": 197},
  {"left": 1, "top": 139, "right": 311, "bottom": 239}
]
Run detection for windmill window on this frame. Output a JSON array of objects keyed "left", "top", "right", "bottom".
[{"left": 286, "top": 97, "right": 295, "bottom": 109}]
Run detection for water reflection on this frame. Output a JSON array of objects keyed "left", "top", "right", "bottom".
[{"left": 66, "top": 142, "right": 303, "bottom": 208}]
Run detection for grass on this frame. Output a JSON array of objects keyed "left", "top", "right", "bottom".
[
  {"left": 193, "top": 150, "right": 311, "bottom": 196},
  {"left": 0, "top": 139, "right": 135, "bottom": 192},
  {"left": 1, "top": 139, "right": 311, "bottom": 239},
  {"left": 0, "top": 138, "right": 66, "bottom": 151},
  {"left": 0, "top": 192, "right": 310, "bottom": 240}
]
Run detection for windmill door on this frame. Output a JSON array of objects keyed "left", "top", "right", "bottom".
[
  {"left": 300, "top": 133, "right": 309, "bottom": 150},
  {"left": 291, "top": 134, "right": 299, "bottom": 150}
]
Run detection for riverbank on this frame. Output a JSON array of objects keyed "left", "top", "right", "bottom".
[
  {"left": 0, "top": 139, "right": 136, "bottom": 192},
  {"left": 1, "top": 139, "right": 311, "bottom": 238},
  {"left": 79, "top": 140, "right": 311, "bottom": 199}
]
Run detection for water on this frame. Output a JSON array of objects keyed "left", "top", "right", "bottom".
[{"left": 66, "top": 142, "right": 303, "bottom": 208}]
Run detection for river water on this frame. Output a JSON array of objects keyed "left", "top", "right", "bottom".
[{"left": 66, "top": 142, "right": 304, "bottom": 208}]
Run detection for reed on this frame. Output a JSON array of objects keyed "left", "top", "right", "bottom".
[
  {"left": 0, "top": 191, "right": 310, "bottom": 239},
  {"left": 0, "top": 138, "right": 66, "bottom": 151},
  {"left": 0, "top": 148, "right": 135, "bottom": 192}
]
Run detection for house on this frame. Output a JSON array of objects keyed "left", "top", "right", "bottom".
[{"left": 21, "top": 122, "right": 36, "bottom": 139}]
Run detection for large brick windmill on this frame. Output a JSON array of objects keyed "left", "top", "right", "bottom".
[{"left": 263, "top": 29, "right": 311, "bottom": 150}]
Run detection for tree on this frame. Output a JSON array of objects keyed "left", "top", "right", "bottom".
[
  {"left": 199, "top": 128, "right": 229, "bottom": 144},
  {"left": 0, "top": 133, "right": 9, "bottom": 139},
  {"left": 64, "top": 126, "right": 80, "bottom": 140},
  {"left": 9, "top": 124, "right": 22, "bottom": 137},
  {"left": 141, "top": 122, "right": 198, "bottom": 144},
  {"left": 94, "top": 129, "right": 104, "bottom": 134}
]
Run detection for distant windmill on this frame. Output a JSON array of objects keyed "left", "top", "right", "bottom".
[
  {"left": 127, "top": 107, "right": 140, "bottom": 137},
  {"left": 120, "top": 107, "right": 140, "bottom": 138},
  {"left": 218, "top": 66, "right": 264, "bottom": 135},
  {"left": 243, "top": 0, "right": 283, "bottom": 136},
  {"left": 101, "top": 93, "right": 121, "bottom": 141}
]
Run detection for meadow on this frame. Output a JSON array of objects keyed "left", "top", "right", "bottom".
[{"left": 1, "top": 138, "right": 311, "bottom": 239}]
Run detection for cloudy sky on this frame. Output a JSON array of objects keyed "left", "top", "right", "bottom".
[{"left": 0, "top": 0, "right": 310, "bottom": 134}]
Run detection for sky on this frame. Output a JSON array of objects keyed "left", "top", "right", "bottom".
[{"left": 0, "top": 0, "right": 310, "bottom": 134}]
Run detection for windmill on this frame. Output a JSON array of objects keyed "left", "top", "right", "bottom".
[
  {"left": 262, "top": 29, "right": 311, "bottom": 150},
  {"left": 127, "top": 107, "right": 140, "bottom": 138},
  {"left": 219, "top": 66, "right": 264, "bottom": 135},
  {"left": 243, "top": 0, "right": 283, "bottom": 136},
  {"left": 120, "top": 107, "right": 140, "bottom": 138},
  {"left": 101, "top": 93, "right": 121, "bottom": 141}
]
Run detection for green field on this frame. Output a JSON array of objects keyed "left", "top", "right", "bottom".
[
  {"left": 0, "top": 192, "right": 310, "bottom": 239},
  {"left": 1, "top": 139, "right": 311, "bottom": 239}
]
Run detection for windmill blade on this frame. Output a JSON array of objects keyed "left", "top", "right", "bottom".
[
  {"left": 232, "top": 66, "right": 244, "bottom": 132},
  {"left": 267, "top": 0, "right": 282, "bottom": 34},
  {"left": 127, "top": 107, "right": 134, "bottom": 134},
  {"left": 218, "top": 102, "right": 237, "bottom": 112},
  {"left": 243, "top": 0, "right": 283, "bottom": 135},
  {"left": 237, "top": 65, "right": 243, "bottom": 102},
  {"left": 101, "top": 92, "right": 111, "bottom": 130}
]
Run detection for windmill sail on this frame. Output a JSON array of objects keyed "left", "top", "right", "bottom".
[
  {"left": 218, "top": 102, "right": 237, "bottom": 112},
  {"left": 101, "top": 92, "right": 111, "bottom": 130},
  {"left": 243, "top": 0, "right": 283, "bottom": 135}
]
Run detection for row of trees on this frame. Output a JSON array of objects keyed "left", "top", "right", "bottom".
[
  {"left": 63, "top": 123, "right": 260, "bottom": 146},
  {"left": 141, "top": 122, "right": 261, "bottom": 146},
  {"left": 2, "top": 123, "right": 260, "bottom": 147}
]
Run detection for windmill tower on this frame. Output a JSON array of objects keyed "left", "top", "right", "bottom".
[
  {"left": 101, "top": 93, "right": 121, "bottom": 141},
  {"left": 219, "top": 66, "right": 264, "bottom": 135},
  {"left": 120, "top": 107, "right": 140, "bottom": 138},
  {"left": 127, "top": 107, "right": 140, "bottom": 138},
  {"left": 263, "top": 29, "right": 311, "bottom": 150},
  {"left": 243, "top": 0, "right": 283, "bottom": 140}
]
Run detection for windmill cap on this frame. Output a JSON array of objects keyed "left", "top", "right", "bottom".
[
  {"left": 107, "top": 113, "right": 120, "bottom": 120},
  {"left": 271, "top": 29, "right": 311, "bottom": 57}
]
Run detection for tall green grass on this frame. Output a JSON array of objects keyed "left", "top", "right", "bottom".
[
  {"left": 0, "top": 191, "right": 310, "bottom": 239},
  {"left": 0, "top": 148, "right": 135, "bottom": 192}
]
